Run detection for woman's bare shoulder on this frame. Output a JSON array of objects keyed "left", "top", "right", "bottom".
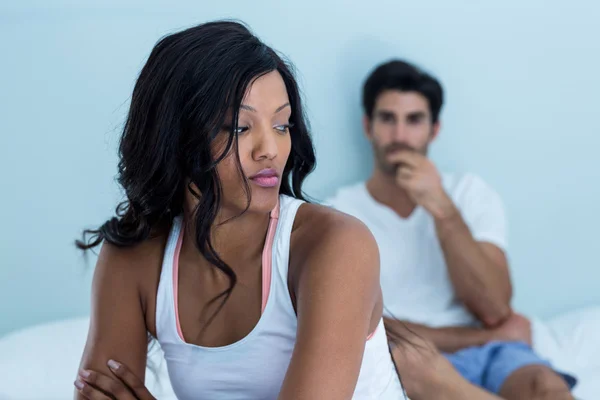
[
  {"left": 93, "top": 233, "right": 167, "bottom": 332},
  {"left": 292, "top": 202, "right": 375, "bottom": 244},
  {"left": 288, "top": 202, "right": 382, "bottom": 332},
  {"left": 289, "top": 202, "right": 379, "bottom": 277},
  {"left": 96, "top": 233, "right": 166, "bottom": 273}
]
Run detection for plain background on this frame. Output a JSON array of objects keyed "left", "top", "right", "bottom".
[{"left": 1, "top": 0, "right": 599, "bottom": 336}]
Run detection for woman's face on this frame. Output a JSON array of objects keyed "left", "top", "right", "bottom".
[{"left": 215, "top": 70, "right": 293, "bottom": 215}]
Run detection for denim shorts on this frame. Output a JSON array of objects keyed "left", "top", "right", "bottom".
[{"left": 444, "top": 341, "right": 577, "bottom": 394}]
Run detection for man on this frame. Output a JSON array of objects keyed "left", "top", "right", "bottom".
[{"left": 327, "top": 60, "right": 576, "bottom": 399}]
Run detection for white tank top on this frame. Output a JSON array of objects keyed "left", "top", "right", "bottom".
[{"left": 155, "top": 195, "right": 407, "bottom": 399}]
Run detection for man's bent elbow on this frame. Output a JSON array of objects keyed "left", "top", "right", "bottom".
[
  {"left": 465, "top": 297, "right": 512, "bottom": 328},
  {"left": 481, "top": 305, "right": 511, "bottom": 328}
]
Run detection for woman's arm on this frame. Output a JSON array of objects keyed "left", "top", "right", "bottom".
[
  {"left": 278, "top": 208, "right": 381, "bottom": 400},
  {"left": 74, "top": 243, "right": 150, "bottom": 399}
]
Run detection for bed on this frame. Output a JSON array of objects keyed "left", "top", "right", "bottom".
[
  {"left": 0, "top": 318, "right": 176, "bottom": 400},
  {"left": 0, "top": 308, "right": 598, "bottom": 399}
]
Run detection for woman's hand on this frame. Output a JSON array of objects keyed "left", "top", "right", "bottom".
[{"left": 75, "top": 360, "right": 156, "bottom": 400}]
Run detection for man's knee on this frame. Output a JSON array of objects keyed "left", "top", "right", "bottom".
[
  {"left": 530, "top": 367, "right": 573, "bottom": 399},
  {"left": 501, "top": 365, "right": 573, "bottom": 400}
]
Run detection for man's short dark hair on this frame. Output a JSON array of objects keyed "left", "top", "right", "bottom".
[{"left": 362, "top": 60, "right": 444, "bottom": 123}]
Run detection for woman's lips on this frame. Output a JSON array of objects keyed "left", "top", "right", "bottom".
[{"left": 249, "top": 169, "right": 280, "bottom": 188}]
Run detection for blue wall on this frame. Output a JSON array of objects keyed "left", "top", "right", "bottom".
[{"left": 1, "top": 0, "right": 599, "bottom": 336}]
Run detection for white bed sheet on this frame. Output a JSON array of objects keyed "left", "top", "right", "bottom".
[
  {"left": 0, "top": 317, "right": 176, "bottom": 400},
  {"left": 532, "top": 306, "right": 600, "bottom": 400}
]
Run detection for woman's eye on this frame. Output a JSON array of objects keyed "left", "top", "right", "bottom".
[
  {"left": 234, "top": 126, "right": 249, "bottom": 135},
  {"left": 221, "top": 125, "right": 249, "bottom": 135},
  {"left": 274, "top": 123, "right": 294, "bottom": 134}
]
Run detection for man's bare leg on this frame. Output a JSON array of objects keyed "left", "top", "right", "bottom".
[
  {"left": 498, "top": 365, "right": 574, "bottom": 400},
  {"left": 389, "top": 337, "right": 501, "bottom": 400}
]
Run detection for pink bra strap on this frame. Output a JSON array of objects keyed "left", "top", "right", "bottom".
[
  {"left": 261, "top": 200, "right": 280, "bottom": 313},
  {"left": 173, "top": 202, "right": 281, "bottom": 341}
]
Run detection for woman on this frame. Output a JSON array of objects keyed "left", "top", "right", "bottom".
[{"left": 74, "top": 21, "right": 407, "bottom": 399}]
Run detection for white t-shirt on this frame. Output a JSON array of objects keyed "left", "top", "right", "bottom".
[{"left": 326, "top": 173, "right": 507, "bottom": 328}]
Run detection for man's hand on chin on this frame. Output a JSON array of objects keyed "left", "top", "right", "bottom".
[{"left": 390, "top": 151, "right": 457, "bottom": 220}]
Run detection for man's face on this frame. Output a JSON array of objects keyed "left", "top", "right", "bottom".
[{"left": 365, "top": 90, "right": 439, "bottom": 175}]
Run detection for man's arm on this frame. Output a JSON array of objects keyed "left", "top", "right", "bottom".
[
  {"left": 385, "top": 311, "right": 532, "bottom": 354},
  {"left": 384, "top": 317, "right": 492, "bottom": 353},
  {"left": 393, "top": 152, "right": 512, "bottom": 327},
  {"left": 435, "top": 211, "right": 512, "bottom": 327}
]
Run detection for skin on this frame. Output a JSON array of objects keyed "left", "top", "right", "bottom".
[
  {"left": 74, "top": 71, "right": 383, "bottom": 400},
  {"left": 387, "top": 329, "right": 502, "bottom": 400},
  {"left": 365, "top": 90, "right": 572, "bottom": 399}
]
